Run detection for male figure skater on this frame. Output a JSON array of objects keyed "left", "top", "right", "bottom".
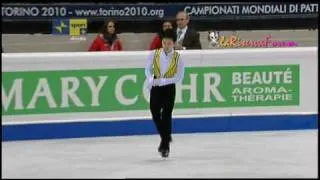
[{"left": 145, "top": 29, "right": 185, "bottom": 158}]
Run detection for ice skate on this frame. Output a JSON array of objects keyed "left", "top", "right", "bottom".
[
  {"left": 158, "top": 141, "right": 170, "bottom": 158},
  {"left": 160, "top": 148, "right": 169, "bottom": 158}
]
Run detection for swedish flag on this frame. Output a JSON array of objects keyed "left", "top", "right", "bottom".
[{"left": 52, "top": 19, "right": 69, "bottom": 35}]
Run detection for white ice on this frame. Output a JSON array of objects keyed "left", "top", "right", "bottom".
[{"left": 2, "top": 130, "right": 318, "bottom": 178}]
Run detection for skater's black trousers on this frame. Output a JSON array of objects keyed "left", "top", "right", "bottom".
[{"left": 150, "top": 83, "right": 176, "bottom": 143}]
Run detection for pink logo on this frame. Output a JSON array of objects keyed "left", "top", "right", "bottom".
[{"left": 217, "top": 35, "right": 298, "bottom": 48}]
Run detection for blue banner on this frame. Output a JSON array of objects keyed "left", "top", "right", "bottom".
[{"left": 1, "top": 3, "right": 318, "bottom": 21}]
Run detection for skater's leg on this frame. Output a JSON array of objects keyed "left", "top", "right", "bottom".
[
  {"left": 150, "top": 86, "right": 165, "bottom": 140},
  {"left": 161, "top": 84, "right": 176, "bottom": 153}
]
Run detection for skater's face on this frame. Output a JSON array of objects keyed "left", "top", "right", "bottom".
[{"left": 162, "top": 38, "right": 174, "bottom": 51}]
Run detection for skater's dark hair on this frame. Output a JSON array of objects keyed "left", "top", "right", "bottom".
[{"left": 162, "top": 29, "right": 177, "bottom": 43}]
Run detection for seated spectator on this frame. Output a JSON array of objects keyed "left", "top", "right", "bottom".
[
  {"left": 149, "top": 20, "right": 173, "bottom": 50},
  {"left": 89, "top": 20, "right": 123, "bottom": 51}
]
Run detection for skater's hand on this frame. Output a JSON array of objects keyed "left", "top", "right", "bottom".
[
  {"left": 159, "top": 78, "right": 166, "bottom": 86},
  {"left": 152, "top": 79, "right": 161, "bottom": 86}
]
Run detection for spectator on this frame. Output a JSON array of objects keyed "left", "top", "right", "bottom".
[
  {"left": 149, "top": 20, "right": 173, "bottom": 50},
  {"left": 88, "top": 20, "right": 123, "bottom": 51},
  {"left": 175, "top": 11, "right": 201, "bottom": 50}
]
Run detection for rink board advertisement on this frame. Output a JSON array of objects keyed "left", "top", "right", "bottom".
[
  {"left": 2, "top": 65, "right": 300, "bottom": 116},
  {"left": 1, "top": 47, "right": 318, "bottom": 141}
]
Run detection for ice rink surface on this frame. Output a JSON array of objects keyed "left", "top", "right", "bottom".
[{"left": 2, "top": 130, "right": 318, "bottom": 178}]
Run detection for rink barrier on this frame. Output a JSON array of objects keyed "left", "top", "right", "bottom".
[
  {"left": 2, "top": 114, "right": 317, "bottom": 141},
  {"left": 2, "top": 47, "right": 318, "bottom": 141}
]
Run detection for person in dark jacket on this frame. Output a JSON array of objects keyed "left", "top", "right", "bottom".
[
  {"left": 89, "top": 20, "right": 123, "bottom": 51},
  {"left": 149, "top": 20, "right": 173, "bottom": 50},
  {"left": 175, "top": 11, "right": 202, "bottom": 50}
]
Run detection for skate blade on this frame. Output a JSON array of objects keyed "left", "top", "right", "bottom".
[{"left": 159, "top": 152, "right": 169, "bottom": 158}]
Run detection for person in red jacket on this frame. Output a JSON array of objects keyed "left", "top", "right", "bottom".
[
  {"left": 149, "top": 20, "right": 173, "bottom": 50},
  {"left": 89, "top": 20, "right": 123, "bottom": 51}
]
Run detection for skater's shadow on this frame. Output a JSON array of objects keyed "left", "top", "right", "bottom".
[{"left": 143, "top": 158, "right": 172, "bottom": 164}]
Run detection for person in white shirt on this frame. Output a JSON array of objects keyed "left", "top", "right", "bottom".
[{"left": 145, "top": 29, "right": 185, "bottom": 158}]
